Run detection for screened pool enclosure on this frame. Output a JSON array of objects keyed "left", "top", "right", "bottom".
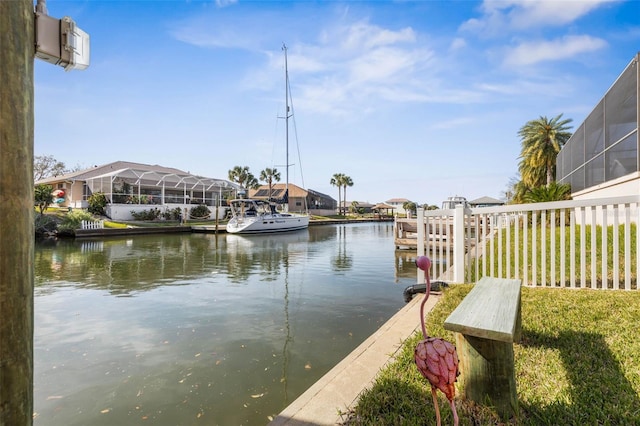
[{"left": 557, "top": 52, "right": 639, "bottom": 194}]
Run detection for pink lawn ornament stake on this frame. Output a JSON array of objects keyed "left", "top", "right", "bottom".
[{"left": 414, "top": 256, "right": 459, "bottom": 426}]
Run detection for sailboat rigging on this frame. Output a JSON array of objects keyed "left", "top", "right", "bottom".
[{"left": 226, "top": 44, "right": 310, "bottom": 234}]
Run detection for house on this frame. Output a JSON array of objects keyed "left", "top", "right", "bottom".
[
  {"left": 248, "top": 183, "right": 336, "bottom": 216},
  {"left": 35, "top": 160, "right": 240, "bottom": 220},
  {"left": 469, "top": 196, "right": 504, "bottom": 208},
  {"left": 557, "top": 52, "right": 639, "bottom": 200},
  {"left": 385, "top": 198, "right": 412, "bottom": 215},
  {"left": 340, "top": 201, "right": 375, "bottom": 214}
]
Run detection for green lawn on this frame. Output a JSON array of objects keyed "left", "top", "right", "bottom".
[
  {"left": 470, "top": 223, "right": 637, "bottom": 290},
  {"left": 343, "top": 286, "right": 640, "bottom": 425}
]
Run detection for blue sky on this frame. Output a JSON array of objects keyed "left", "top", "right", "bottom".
[{"left": 35, "top": 0, "right": 640, "bottom": 206}]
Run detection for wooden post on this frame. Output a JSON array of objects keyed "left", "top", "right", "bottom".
[
  {"left": 215, "top": 204, "right": 219, "bottom": 233},
  {"left": 0, "top": 1, "right": 35, "bottom": 424},
  {"left": 453, "top": 205, "right": 465, "bottom": 282},
  {"left": 454, "top": 333, "right": 519, "bottom": 420},
  {"left": 444, "top": 277, "right": 522, "bottom": 420}
]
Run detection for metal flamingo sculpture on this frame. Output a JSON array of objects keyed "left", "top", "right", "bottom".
[{"left": 414, "top": 256, "right": 459, "bottom": 426}]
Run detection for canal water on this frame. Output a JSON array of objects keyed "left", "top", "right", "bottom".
[{"left": 34, "top": 222, "right": 419, "bottom": 426}]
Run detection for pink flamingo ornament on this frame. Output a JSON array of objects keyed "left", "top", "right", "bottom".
[{"left": 414, "top": 256, "right": 459, "bottom": 426}]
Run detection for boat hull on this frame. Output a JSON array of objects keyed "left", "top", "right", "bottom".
[{"left": 226, "top": 214, "right": 309, "bottom": 234}]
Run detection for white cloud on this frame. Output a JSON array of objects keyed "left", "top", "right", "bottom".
[
  {"left": 334, "top": 20, "right": 417, "bottom": 51},
  {"left": 503, "top": 35, "right": 607, "bottom": 66},
  {"left": 508, "top": 0, "right": 618, "bottom": 29},
  {"left": 450, "top": 37, "right": 467, "bottom": 51},
  {"left": 282, "top": 21, "right": 438, "bottom": 116},
  {"left": 461, "top": 0, "right": 618, "bottom": 34},
  {"left": 215, "top": 0, "right": 238, "bottom": 7}
]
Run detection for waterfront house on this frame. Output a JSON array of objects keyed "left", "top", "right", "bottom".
[
  {"left": 469, "top": 196, "right": 504, "bottom": 208},
  {"left": 249, "top": 183, "right": 336, "bottom": 216},
  {"left": 35, "top": 160, "right": 240, "bottom": 220},
  {"left": 385, "top": 198, "right": 412, "bottom": 216}
]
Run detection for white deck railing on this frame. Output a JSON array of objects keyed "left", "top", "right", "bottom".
[{"left": 416, "top": 195, "right": 640, "bottom": 290}]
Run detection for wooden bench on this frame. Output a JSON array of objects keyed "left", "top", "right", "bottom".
[{"left": 443, "top": 277, "right": 522, "bottom": 420}]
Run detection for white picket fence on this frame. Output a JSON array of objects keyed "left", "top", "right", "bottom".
[
  {"left": 416, "top": 195, "right": 640, "bottom": 290},
  {"left": 81, "top": 220, "right": 104, "bottom": 230}
]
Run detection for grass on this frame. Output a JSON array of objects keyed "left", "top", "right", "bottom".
[
  {"left": 470, "top": 223, "right": 637, "bottom": 289},
  {"left": 103, "top": 221, "right": 128, "bottom": 229},
  {"left": 343, "top": 286, "right": 640, "bottom": 425}
]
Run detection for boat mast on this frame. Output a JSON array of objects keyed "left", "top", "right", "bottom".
[{"left": 283, "top": 43, "right": 291, "bottom": 211}]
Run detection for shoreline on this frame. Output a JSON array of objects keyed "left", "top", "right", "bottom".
[
  {"left": 73, "top": 217, "right": 394, "bottom": 238},
  {"left": 269, "top": 291, "right": 436, "bottom": 425}
]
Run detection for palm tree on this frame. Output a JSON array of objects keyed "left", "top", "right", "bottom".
[
  {"left": 522, "top": 182, "right": 572, "bottom": 203},
  {"left": 350, "top": 200, "right": 360, "bottom": 216},
  {"left": 402, "top": 201, "right": 417, "bottom": 217},
  {"left": 228, "top": 166, "right": 259, "bottom": 194},
  {"left": 518, "top": 114, "right": 573, "bottom": 188},
  {"left": 342, "top": 175, "right": 354, "bottom": 215},
  {"left": 259, "top": 168, "right": 281, "bottom": 201},
  {"left": 330, "top": 173, "right": 345, "bottom": 216}
]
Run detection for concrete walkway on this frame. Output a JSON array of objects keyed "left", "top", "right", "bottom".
[{"left": 269, "top": 293, "right": 440, "bottom": 426}]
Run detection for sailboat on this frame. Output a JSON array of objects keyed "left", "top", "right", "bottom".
[{"left": 226, "top": 44, "right": 310, "bottom": 234}]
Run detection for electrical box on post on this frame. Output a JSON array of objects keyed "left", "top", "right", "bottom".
[{"left": 35, "top": 13, "right": 90, "bottom": 71}]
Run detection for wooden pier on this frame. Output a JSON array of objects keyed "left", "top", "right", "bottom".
[{"left": 393, "top": 218, "right": 453, "bottom": 250}]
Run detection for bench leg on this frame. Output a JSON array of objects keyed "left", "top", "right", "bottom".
[{"left": 454, "top": 333, "right": 518, "bottom": 420}]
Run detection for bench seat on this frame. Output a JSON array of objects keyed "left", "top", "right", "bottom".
[{"left": 443, "top": 276, "right": 522, "bottom": 420}]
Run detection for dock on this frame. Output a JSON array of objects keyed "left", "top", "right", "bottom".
[{"left": 393, "top": 218, "right": 453, "bottom": 250}]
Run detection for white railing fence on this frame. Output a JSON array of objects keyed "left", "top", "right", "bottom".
[
  {"left": 416, "top": 195, "right": 640, "bottom": 290},
  {"left": 81, "top": 220, "right": 104, "bottom": 230}
]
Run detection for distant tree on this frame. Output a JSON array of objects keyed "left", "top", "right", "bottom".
[
  {"left": 403, "top": 201, "right": 417, "bottom": 217},
  {"left": 342, "top": 175, "right": 354, "bottom": 215},
  {"left": 34, "top": 154, "right": 67, "bottom": 181},
  {"left": 504, "top": 175, "right": 530, "bottom": 204},
  {"left": 330, "top": 173, "right": 345, "bottom": 216},
  {"left": 419, "top": 203, "right": 438, "bottom": 210},
  {"left": 34, "top": 184, "right": 54, "bottom": 215},
  {"left": 350, "top": 200, "right": 359, "bottom": 216},
  {"left": 259, "top": 168, "right": 281, "bottom": 200},
  {"left": 518, "top": 114, "right": 572, "bottom": 188},
  {"left": 228, "top": 166, "right": 259, "bottom": 192}
]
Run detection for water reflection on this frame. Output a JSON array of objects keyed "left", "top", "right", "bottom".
[
  {"left": 331, "top": 225, "right": 353, "bottom": 271},
  {"left": 34, "top": 224, "right": 415, "bottom": 425}
]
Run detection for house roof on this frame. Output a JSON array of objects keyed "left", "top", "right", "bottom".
[
  {"left": 35, "top": 160, "right": 240, "bottom": 191},
  {"left": 385, "top": 198, "right": 411, "bottom": 203},
  {"left": 372, "top": 203, "right": 396, "bottom": 210},
  {"left": 308, "top": 188, "right": 335, "bottom": 200},
  {"left": 248, "top": 183, "right": 308, "bottom": 198},
  {"left": 469, "top": 196, "right": 504, "bottom": 205}
]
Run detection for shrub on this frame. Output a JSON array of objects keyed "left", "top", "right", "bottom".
[
  {"left": 58, "top": 210, "right": 95, "bottom": 233},
  {"left": 35, "top": 214, "right": 58, "bottom": 237},
  {"left": 131, "top": 208, "right": 161, "bottom": 221},
  {"left": 190, "top": 205, "right": 211, "bottom": 219},
  {"left": 162, "top": 207, "right": 182, "bottom": 221},
  {"left": 88, "top": 192, "right": 107, "bottom": 215}
]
